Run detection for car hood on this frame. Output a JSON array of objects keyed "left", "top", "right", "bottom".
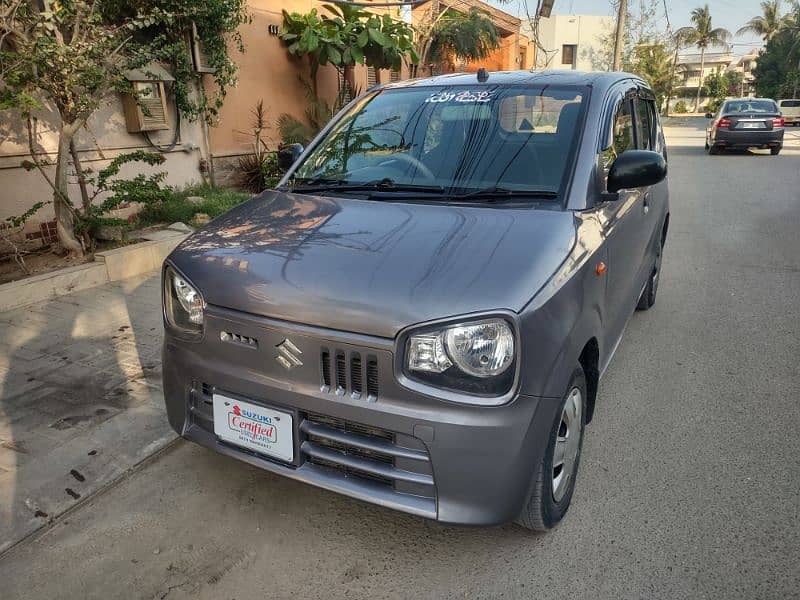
[{"left": 168, "top": 191, "right": 577, "bottom": 338}]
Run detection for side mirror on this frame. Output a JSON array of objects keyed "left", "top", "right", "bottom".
[
  {"left": 705, "top": 112, "right": 714, "bottom": 118},
  {"left": 607, "top": 150, "right": 667, "bottom": 194},
  {"left": 277, "top": 143, "right": 304, "bottom": 171}
]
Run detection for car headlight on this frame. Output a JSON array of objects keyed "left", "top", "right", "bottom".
[
  {"left": 405, "top": 318, "right": 516, "bottom": 398},
  {"left": 164, "top": 266, "right": 204, "bottom": 335}
]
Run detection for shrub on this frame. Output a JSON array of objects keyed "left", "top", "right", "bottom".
[
  {"left": 705, "top": 98, "right": 723, "bottom": 114},
  {"left": 674, "top": 100, "right": 688, "bottom": 113},
  {"left": 137, "top": 184, "right": 250, "bottom": 226},
  {"left": 236, "top": 100, "right": 285, "bottom": 193}
]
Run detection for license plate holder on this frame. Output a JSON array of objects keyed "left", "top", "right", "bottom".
[
  {"left": 740, "top": 121, "right": 765, "bottom": 129},
  {"left": 212, "top": 394, "right": 294, "bottom": 462}
]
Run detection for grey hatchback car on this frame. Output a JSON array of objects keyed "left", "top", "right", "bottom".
[{"left": 162, "top": 71, "right": 669, "bottom": 531}]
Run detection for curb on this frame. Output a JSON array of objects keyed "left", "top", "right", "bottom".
[{"left": 0, "top": 232, "right": 188, "bottom": 313}]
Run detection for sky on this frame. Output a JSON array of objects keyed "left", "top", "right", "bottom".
[{"left": 490, "top": 0, "right": 771, "bottom": 55}]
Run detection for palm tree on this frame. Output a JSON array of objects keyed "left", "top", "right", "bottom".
[
  {"left": 413, "top": 7, "right": 499, "bottom": 76},
  {"left": 736, "top": 0, "right": 786, "bottom": 41},
  {"left": 676, "top": 5, "right": 732, "bottom": 111}
]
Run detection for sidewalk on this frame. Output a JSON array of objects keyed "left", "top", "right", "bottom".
[{"left": 0, "top": 272, "right": 176, "bottom": 554}]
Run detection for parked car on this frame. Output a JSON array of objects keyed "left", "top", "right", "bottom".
[
  {"left": 162, "top": 71, "right": 669, "bottom": 531},
  {"left": 778, "top": 99, "right": 800, "bottom": 126},
  {"left": 705, "top": 98, "right": 784, "bottom": 155}
]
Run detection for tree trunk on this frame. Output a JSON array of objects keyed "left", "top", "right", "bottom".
[
  {"left": 343, "top": 65, "right": 356, "bottom": 95},
  {"left": 695, "top": 47, "right": 706, "bottom": 113},
  {"left": 664, "top": 45, "right": 680, "bottom": 116},
  {"left": 54, "top": 123, "right": 84, "bottom": 257}
]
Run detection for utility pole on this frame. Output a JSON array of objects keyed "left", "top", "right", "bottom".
[{"left": 612, "top": 0, "right": 627, "bottom": 71}]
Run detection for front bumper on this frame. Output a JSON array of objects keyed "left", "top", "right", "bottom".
[
  {"left": 713, "top": 128, "right": 784, "bottom": 148},
  {"left": 162, "top": 305, "right": 559, "bottom": 526}
]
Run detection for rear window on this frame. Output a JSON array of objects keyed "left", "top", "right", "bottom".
[
  {"left": 724, "top": 100, "right": 778, "bottom": 113},
  {"left": 779, "top": 100, "right": 800, "bottom": 108}
]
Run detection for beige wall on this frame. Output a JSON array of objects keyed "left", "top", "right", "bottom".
[
  {"left": 527, "top": 14, "right": 615, "bottom": 71},
  {"left": 0, "top": 89, "right": 207, "bottom": 234}
]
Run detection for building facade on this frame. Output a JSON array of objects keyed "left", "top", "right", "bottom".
[
  {"left": 0, "top": 81, "right": 208, "bottom": 245},
  {"left": 524, "top": 14, "right": 615, "bottom": 71}
]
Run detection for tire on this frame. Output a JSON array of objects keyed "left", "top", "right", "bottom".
[
  {"left": 516, "top": 367, "right": 587, "bottom": 532},
  {"left": 771, "top": 147, "right": 781, "bottom": 156},
  {"left": 637, "top": 242, "right": 662, "bottom": 311},
  {"left": 708, "top": 144, "right": 720, "bottom": 155}
]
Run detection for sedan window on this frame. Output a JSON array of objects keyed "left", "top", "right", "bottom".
[{"left": 723, "top": 100, "right": 778, "bottom": 113}]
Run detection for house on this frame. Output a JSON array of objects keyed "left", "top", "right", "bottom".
[
  {"left": 727, "top": 49, "right": 759, "bottom": 97},
  {"left": 523, "top": 14, "right": 615, "bottom": 71},
  {"left": 675, "top": 50, "right": 734, "bottom": 94},
  {"left": 412, "top": 0, "right": 534, "bottom": 75}
]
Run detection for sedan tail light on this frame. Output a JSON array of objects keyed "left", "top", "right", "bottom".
[
  {"left": 716, "top": 117, "right": 731, "bottom": 129},
  {"left": 772, "top": 117, "right": 785, "bottom": 128}
]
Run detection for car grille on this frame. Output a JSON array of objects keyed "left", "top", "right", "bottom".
[
  {"left": 320, "top": 348, "right": 379, "bottom": 401},
  {"left": 189, "top": 383, "right": 434, "bottom": 501},
  {"left": 300, "top": 414, "right": 434, "bottom": 497}
]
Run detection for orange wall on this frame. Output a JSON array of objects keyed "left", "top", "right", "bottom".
[
  {"left": 208, "top": 0, "right": 407, "bottom": 159},
  {"left": 207, "top": 0, "right": 330, "bottom": 158}
]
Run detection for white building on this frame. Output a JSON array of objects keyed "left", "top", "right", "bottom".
[
  {"left": 676, "top": 50, "right": 734, "bottom": 93},
  {"left": 523, "top": 14, "right": 615, "bottom": 71},
  {"left": 727, "top": 49, "right": 759, "bottom": 96}
]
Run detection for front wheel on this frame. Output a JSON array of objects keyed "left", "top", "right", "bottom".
[
  {"left": 771, "top": 147, "right": 781, "bottom": 156},
  {"left": 637, "top": 241, "right": 662, "bottom": 310},
  {"left": 516, "top": 367, "right": 587, "bottom": 531}
]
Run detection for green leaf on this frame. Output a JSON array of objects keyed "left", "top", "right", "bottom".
[
  {"left": 327, "top": 46, "right": 342, "bottom": 65},
  {"left": 357, "top": 29, "right": 369, "bottom": 47},
  {"left": 350, "top": 44, "right": 365, "bottom": 64},
  {"left": 368, "top": 28, "right": 388, "bottom": 47}
]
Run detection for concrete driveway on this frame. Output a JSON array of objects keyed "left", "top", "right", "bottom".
[{"left": 1, "top": 120, "right": 798, "bottom": 599}]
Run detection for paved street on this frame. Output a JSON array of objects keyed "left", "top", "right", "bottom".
[{"left": 1, "top": 120, "right": 799, "bottom": 599}]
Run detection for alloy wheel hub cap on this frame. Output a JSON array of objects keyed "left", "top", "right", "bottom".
[{"left": 552, "top": 387, "right": 582, "bottom": 503}]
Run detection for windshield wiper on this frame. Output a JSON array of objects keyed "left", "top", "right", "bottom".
[
  {"left": 289, "top": 178, "right": 444, "bottom": 195},
  {"left": 449, "top": 186, "right": 558, "bottom": 201}
]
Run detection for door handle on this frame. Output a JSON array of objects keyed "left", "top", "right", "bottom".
[{"left": 643, "top": 193, "right": 650, "bottom": 215}]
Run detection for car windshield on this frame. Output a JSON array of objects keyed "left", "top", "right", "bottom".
[
  {"left": 724, "top": 100, "right": 778, "bottom": 113},
  {"left": 288, "top": 85, "right": 586, "bottom": 199}
]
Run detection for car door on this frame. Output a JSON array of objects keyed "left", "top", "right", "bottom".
[
  {"left": 631, "top": 93, "right": 665, "bottom": 292},
  {"left": 598, "top": 87, "right": 649, "bottom": 343}
]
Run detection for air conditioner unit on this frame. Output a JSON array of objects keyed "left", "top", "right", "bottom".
[
  {"left": 121, "top": 81, "right": 170, "bottom": 132},
  {"left": 191, "top": 22, "right": 216, "bottom": 74}
]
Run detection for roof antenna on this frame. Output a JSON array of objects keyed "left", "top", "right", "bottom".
[{"left": 477, "top": 68, "right": 489, "bottom": 83}]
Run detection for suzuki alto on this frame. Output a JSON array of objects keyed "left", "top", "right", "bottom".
[{"left": 162, "top": 70, "right": 669, "bottom": 530}]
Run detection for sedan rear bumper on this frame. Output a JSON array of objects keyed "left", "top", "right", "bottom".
[{"left": 713, "top": 128, "right": 784, "bottom": 149}]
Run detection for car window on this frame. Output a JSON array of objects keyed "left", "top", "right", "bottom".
[
  {"left": 290, "top": 85, "right": 587, "bottom": 197},
  {"left": 723, "top": 100, "right": 778, "bottom": 113},
  {"left": 600, "top": 96, "right": 635, "bottom": 174},
  {"left": 635, "top": 98, "right": 655, "bottom": 150},
  {"left": 779, "top": 100, "right": 800, "bottom": 108}
]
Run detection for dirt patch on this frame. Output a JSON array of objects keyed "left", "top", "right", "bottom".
[
  {"left": 0, "top": 239, "right": 138, "bottom": 285},
  {"left": 0, "top": 249, "right": 87, "bottom": 285}
]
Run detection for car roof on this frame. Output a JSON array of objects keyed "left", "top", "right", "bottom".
[
  {"left": 723, "top": 97, "right": 777, "bottom": 103},
  {"left": 379, "top": 70, "right": 647, "bottom": 94}
]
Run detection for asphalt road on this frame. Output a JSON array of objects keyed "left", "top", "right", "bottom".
[{"left": 2, "top": 121, "right": 799, "bottom": 599}]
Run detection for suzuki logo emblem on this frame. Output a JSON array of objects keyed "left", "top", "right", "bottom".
[{"left": 275, "top": 339, "right": 303, "bottom": 370}]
